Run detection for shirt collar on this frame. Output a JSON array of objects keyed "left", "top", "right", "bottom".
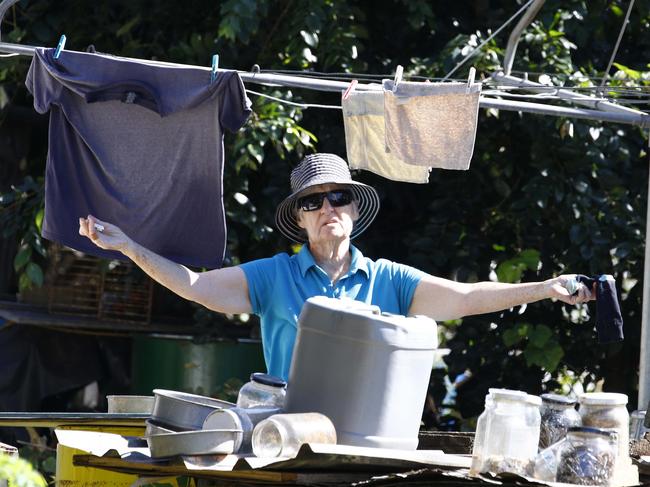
[{"left": 297, "top": 244, "right": 370, "bottom": 278}]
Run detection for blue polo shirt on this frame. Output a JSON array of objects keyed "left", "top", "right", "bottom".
[{"left": 240, "top": 245, "right": 425, "bottom": 380}]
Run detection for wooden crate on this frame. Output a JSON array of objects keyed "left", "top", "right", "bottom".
[{"left": 46, "top": 245, "right": 153, "bottom": 324}]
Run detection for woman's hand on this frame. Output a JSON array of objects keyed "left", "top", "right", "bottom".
[
  {"left": 78, "top": 215, "right": 131, "bottom": 253},
  {"left": 548, "top": 275, "right": 596, "bottom": 305}
]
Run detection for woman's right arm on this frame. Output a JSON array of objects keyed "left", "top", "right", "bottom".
[{"left": 79, "top": 215, "right": 252, "bottom": 314}]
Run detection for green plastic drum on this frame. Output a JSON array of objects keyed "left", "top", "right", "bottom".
[{"left": 131, "top": 335, "right": 266, "bottom": 400}]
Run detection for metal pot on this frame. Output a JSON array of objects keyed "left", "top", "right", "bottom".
[
  {"left": 203, "top": 407, "right": 281, "bottom": 453},
  {"left": 107, "top": 395, "right": 155, "bottom": 414},
  {"left": 151, "top": 389, "right": 235, "bottom": 430}
]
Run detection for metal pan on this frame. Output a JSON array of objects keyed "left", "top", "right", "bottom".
[
  {"left": 146, "top": 429, "right": 242, "bottom": 458},
  {"left": 144, "top": 418, "right": 182, "bottom": 437},
  {"left": 203, "top": 407, "right": 281, "bottom": 453},
  {"left": 107, "top": 395, "right": 155, "bottom": 414},
  {"left": 151, "top": 389, "right": 235, "bottom": 430}
]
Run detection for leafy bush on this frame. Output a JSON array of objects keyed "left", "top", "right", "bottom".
[{"left": 0, "top": 454, "right": 47, "bottom": 487}]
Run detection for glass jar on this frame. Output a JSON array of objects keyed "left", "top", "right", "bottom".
[
  {"left": 534, "top": 435, "right": 568, "bottom": 482},
  {"left": 237, "top": 373, "right": 287, "bottom": 409},
  {"left": 539, "top": 393, "right": 581, "bottom": 449},
  {"left": 630, "top": 410, "right": 649, "bottom": 441},
  {"left": 525, "top": 394, "right": 542, "bottom": 441},
  {"left": 555, "top": 426, "right": 617, "bottom": 485},
  {"left": 470, "top": 392, "right": 494, "bottom": 475},
  {"left": 578, "top": 392, "right": 629, "bottom": 462},
  {"left": 480, "top": 388, "right": 536, "bottom": 476},
  {"left": 251, "top": 412, "right": 337, "bottom": 458}
]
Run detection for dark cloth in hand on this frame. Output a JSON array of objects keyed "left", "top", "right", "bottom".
[{"left": 576, "top": 274, "right": 624, "bottom": 344}]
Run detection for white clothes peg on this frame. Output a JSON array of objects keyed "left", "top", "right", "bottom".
[
  {"left": 466, "top": 67, "right": 476, "bottom": 93},
  {"left": 392, "top": 65, "right": 403, "bottom": 93},
  {"left": 342, "top": 79, "right": 358, "bottom": 100}
]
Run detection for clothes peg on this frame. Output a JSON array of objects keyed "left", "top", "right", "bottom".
[
  {"left": 392, "top": 65, "right": 403, "bottom": 93},
  {"left": 466, "top": 66, "right": 476, "bottom": 93},
  {"left": 210, "top": 54, "right": 219, "bottom": 83},
  {"left": 54, "top": 34, "right": 66, "bottom": 60},
  {"left": 342, "top": 79, "right": 358, "bottom": 100}
]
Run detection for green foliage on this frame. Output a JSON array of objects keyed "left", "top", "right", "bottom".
[
  {"left": 0, "top": 177, "right": 46, "bottom": 292},
  {"left": 496, "top": 249, "right": 540, "bottom": 283},
  {"left": 503, "top": 323, "right": 564, "bottom": 372},
  {"left": 0, "top": 454, "right": 47, "bottom": 487},
  {"left": 218, "top": 0, "right": 268, "bottom": 44}
]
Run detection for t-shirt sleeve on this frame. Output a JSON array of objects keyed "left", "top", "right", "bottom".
[
  {"left": 240, "top": 257, "right": 277, "bottom": 315},
  {"left": 390, "top": 261, "right": 426, "bottom": 314},
  {"left": 25, "top": 48, "right": 62, "bottom": 114},
  {"left": 219, "top": 72, "right": 252, "bottom": 133}
]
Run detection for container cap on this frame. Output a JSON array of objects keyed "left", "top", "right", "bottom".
[
  {"left": 250, "top": 373, "right": 287, "bottom": 388},
  {"left": 488, "top": 388, "right": 528, "bottom": 401},
  {"left": 541, "top": 393, "right": 577, "bottom": 406},
  {"left": 578, "top": 392, "right": 628, "bottom": 406},
  {"left": 525, "top": 394, "right": 542, "bottom": 406},
  {"left": 567, "top": 426, "right": 617, "bottom": 438}
]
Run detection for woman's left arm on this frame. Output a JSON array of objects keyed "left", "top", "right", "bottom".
[{"left": 408, "top": 274, "right": 594, "bottom": 321}]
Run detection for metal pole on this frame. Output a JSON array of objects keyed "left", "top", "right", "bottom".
[
  {"left": 503, "top": 0, "right": 546, "bottom": 75},
  {"left": 0, "top": 0, "right": 20, "bottom": 41},
  {"left": 479, "top": 97, "right": 650, "bottom": 127},
  {"left": 492, "top": 72, "right": 644, "bottom": 117},
  {"left": 640, "top": 132, "right": 650, "bottom": 409}
]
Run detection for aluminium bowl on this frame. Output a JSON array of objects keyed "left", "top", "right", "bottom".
[{"left": 151, "top": 389, "right": 235, "bottom": 430}]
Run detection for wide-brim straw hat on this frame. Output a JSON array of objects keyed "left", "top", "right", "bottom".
[{"left": 275, "top": 153, "right": 380, "bottom": 243}]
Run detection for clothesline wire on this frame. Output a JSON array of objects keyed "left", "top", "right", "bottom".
[
  {"left": 259, "top": 69, "right": 470, "bottom": 84},
  {"left": 509, "top": 70, "right": 647, "bottom": 82},
  {"left": 247, "top": 84, "right": 650, "bottom": 113},
  {"left": 598, "top": 0, "right": 636, "bottom": 95},
  {"left": 247, "top": 80, "right": 650, "bottom": 112},
  {"left": 245, "top": 88, "right": 342, "bottom": 110},
  {"left": 486, "top": 84, "right": 650, "bottom": 95},
  {"left": 257, "top": 68, "right": 650, "bottom": 94},
  {"left": 483, "top": 90, "right": 650, "bottom": 106}
]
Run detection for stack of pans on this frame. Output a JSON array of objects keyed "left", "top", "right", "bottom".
[{"left": 146, "top": 389, "right": 240, "bottom": 458}]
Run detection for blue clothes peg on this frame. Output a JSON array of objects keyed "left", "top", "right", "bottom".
[
  {"left": 210, "top": 54, "right": 219, "bottom": 83},
  {"left": 54, "top": 34, "right": 66, "bottom": 59}
]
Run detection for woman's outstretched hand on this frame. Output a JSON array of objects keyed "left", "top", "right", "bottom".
[
  {"left": 548, "top": 275, "right": 596, "bottom": 305},
  {"left": 78, "top": 215, "right": 131, "bottom": 253}
]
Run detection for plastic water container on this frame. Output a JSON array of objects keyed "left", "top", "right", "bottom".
[{"left": 284, "top": 296, "right": 438, "bottom": 450}]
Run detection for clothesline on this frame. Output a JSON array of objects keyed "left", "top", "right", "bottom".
[
  {"left": 1, "top": 41, "right": 649, "bottom": 127},
  {"left": 245, "top": 88, "right": 342, "bottom": 110},
  {"left": 254, "top": 67, "right": 650, "bottom": 97},
  {"left": 248, "top": 67, "right": 650, "bottom": 112}
]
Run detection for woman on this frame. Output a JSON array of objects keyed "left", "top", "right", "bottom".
[{"left": 79, "top": 153, "right": 593, "bottom": 380}]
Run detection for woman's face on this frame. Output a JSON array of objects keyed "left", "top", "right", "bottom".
[{"left": 295, "top": 183, "right": 359, "bottom": 245}]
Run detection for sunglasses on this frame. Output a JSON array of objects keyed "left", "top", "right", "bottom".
[{"left": 297, "top": 189, "right": 354, "bottom": 212}]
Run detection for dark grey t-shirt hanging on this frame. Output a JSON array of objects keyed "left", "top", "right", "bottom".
[{"left": 26, "top": 48, "right": 252, "bottom": 268}]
